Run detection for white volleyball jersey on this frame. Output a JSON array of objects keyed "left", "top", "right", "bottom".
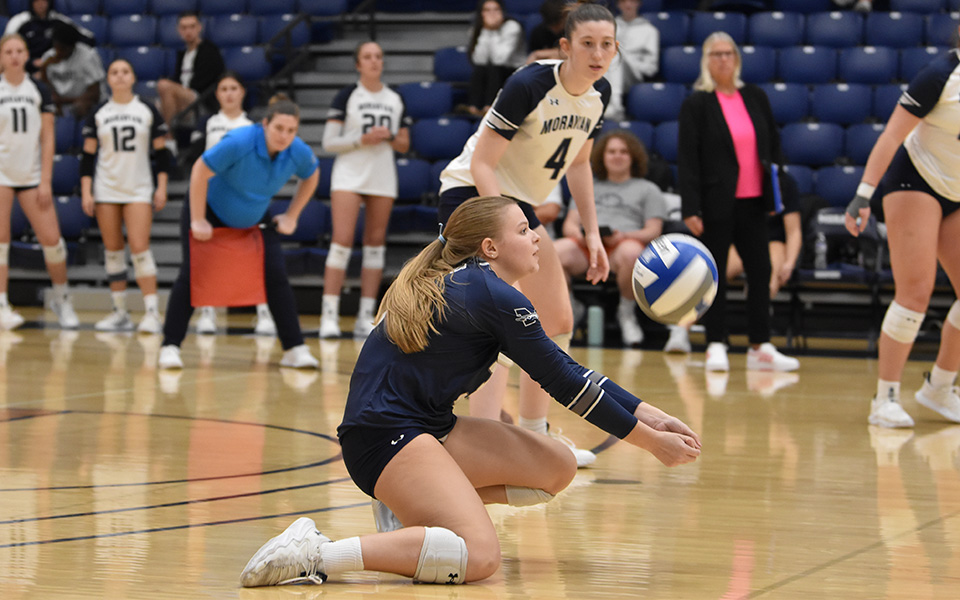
[
  {"left": 83, "top": 96, "right": 167, "bottom": 203},
  {"left": 899, "top": 49, "right": 960, "bottom": 201},
  {"left": 205, "top": 111, "right": 253, "bottom": 150},
  {"left": 0, "top": 75, "right": 54, "bottom": 187},
  {"left": 327, "top": 82, "right": 411, "bottom": 197},
  {"left": 440, "top": 60, "right": 610, "bottom": 205}
]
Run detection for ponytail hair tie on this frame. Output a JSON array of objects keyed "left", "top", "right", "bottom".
[{"left": 437, "top": 234, "right": 447, "bottom": 245}]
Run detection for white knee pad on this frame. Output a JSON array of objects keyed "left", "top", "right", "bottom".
[
  {"left": 881, "top": 300, "right": 925, "bottom": 344},
  {"left": 504, "top": 485, "right": 555, "bottom": 507},
  {"left": 131, "top": 250, "right": 157, "bottom": 278},
  {"left": 0, "top": 243, "right": 9, "bottom": 266},
  {"left": 551, "top": 331, "right": 572, "bottom": 353},
  {"left": 414, "top": 527, "right": 468, "bottom": 585},
  {"left": 104, "top": 249, "right": 127, "bottom": 281},
  {"left": 362, "top": 245, "right": 385, "bottom": 270},
  {"left": 325, "top": 242, "right": 352, "bottom": 270},
  {"left": 42, "top": 238, "right": 68, "bottom": 264},
  {"left": 947, "top": 301, "right": 960, "bottom": 330}
]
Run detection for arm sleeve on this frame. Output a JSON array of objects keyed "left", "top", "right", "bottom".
[
  {"left": 900, "top": 54, "right": 955, "bottom": 119},
  {"left": 146, "top": 100, "right": 169, "bottom": 139},
  {"left": 81, "top": 106, "right": 99, "bottom": 139},
  {"left": 322, "top": 119, "right": 361, "bottom": 153}
]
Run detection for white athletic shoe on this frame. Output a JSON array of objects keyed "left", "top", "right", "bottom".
[
  {"left": 95, "top": 309, "right": 134, "bottom": 332},
  {"left": 617, "top": 302, "right": 644, "bottom": 347},
  {"left": 51, "top": 297, "right": 79, "bottom": 329},
  {"left": 195, "top": 307, "right": 217, "bottom": 334},
  {"left": 915, "top": 374, "right": 960, "bottom": 423},
  {"left": 548, "top": 428, "right": 597, "bottom": 468},
  {"left": 158, "top": 345, "right": 183, "bottom": 370},
  {"left": 869, "top": 396, "right": 915, "bottom": 428},
  {"left": 372, "top": 499, "right": 403, "bottom": 533},
  {"left": 663, "top": 325, "right": 691, "bottom": 354},
  {"left": 318, "top": 316, "right": 341, "bottom": 339},
  {"left": 240, "top": 517, "right": 330, "bottom": 587},
  {"left": 352, "top": 315, "right": 375, "bottom": 339},
  {"left": 280, "top": 344, "right": 319, "bottom": 369},
  {"left": 705, "top": 342, "right": 729, "bottom": 372},
  {"left": 137, "top": 309, "right": 163, "bottom": 334},
  {"left": 254, "top": 311, "right": 277, "bottom": 336},
  {"left": 746, "top": 342, "right": 799, "bottom": 372},
  {"left": 0, "top": 305, "right": 25, "bottom": 330}
]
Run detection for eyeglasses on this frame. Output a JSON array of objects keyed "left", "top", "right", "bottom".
[{"left": 708, "top": 50, "right": 736, "bottom": 59}]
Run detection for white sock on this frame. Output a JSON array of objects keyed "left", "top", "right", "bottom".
[
  {"left": 877, "top": 379, "right": 900, "bottom": 403},
  {"left": 52, "top": 283, "right": 69, "bottom": 302},
  {"left": 358, "top": 296, "right": 376, "bottom": 319},
  {"left": 0, "top": 292, "right": 8, "bottom": 308},
  {"left": 929, "top": 365, "right": 957, "bottom": 389},
  {"left": 518, "top": 416, "right": 548, "bottom": 435},
  {"left": 256, "top": 303, "right": 271, "bottom": 318},
  {"left": 322, "top": 294, "right": 340, "bottom": 320},
  {"left": 320, "top": 537, "right": 364, "bottom": 575},
  {"left": 143, "top": 294, "right": 159, "bottom": 313},
  {"left": 112, "top": 291, "right": 127, "bottom": 313}
]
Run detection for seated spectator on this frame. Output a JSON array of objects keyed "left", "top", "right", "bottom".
[
  {"left": 555, "top": 131, "right": 667, "bottom": 347},
  {"left": 526, "top": 0, "right": 566, "bottom": 63},
  {"left": 4, "top": 0, "right": 95, "bottom": 73},
  {"left": 156, "top": 11, "right": 225, "bottom": 153},
  {"left": 38, "top": 21, "right": 103, "bottom": 118},
  {"left": 606, "top": 0, "right": 659, "bottom": 121},
  {"left": 463, "top": 0, "right": 525, "bottom": 117},
  {"left": 832, "top": 0, "right": 887, "bottom": 12}
]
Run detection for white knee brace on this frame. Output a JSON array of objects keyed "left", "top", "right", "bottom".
[
  {"left": 505, "top": 485, "right": 555, "bottom": 507},
  {"left": 131, "top": 250, "right": 157, "bottom": 278},
  {"left": 947, "top": 300, "right": 960, "bottom": 330},
  {"left": 881, "top": 300, "right": 925, "bottom": 344},
  {"left": 414, "top": 527, "right": 468, "bottom": 585},
  {"left": 42, "top": 238, "right": 68, "bottom": 264},
  {"left": 104, "top": 249, "right": 127, "bottom": 282},
  {"left": 326, "top": 242, "right": 352, "bottom": 270},
  {"left": 362, "top": 245, "right": 386, "bottom": 270},
  {"left": 0, "top": 243, "right": 9, "bottom": 266}
]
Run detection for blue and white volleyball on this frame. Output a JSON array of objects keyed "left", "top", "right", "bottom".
[{"left": 632, "top": 233, "right": 719, "bottom": 326}]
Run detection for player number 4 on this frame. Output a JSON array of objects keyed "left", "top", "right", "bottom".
[{"left": 544, "top": 137, "right": 571, "bottom": 180}]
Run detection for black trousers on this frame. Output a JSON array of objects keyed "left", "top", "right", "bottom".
[
  {"left": 161, "top": 197, "right": 306, "bottom": 350},
  {"left": 700, "top": 196, "right": 771, "bottom": 345}
]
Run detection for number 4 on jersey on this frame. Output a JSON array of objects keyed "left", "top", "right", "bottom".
[{"left": 544, "top": 137, "right": 571, "bottom": 180}]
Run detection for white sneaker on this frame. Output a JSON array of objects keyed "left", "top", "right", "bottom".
[
  {"left": 280, "top": 344, "right": 319, "bottom": 369},
  {"left": 869, "top": 396, "right": 915, "bottom": 428},
  {"left": 318, "top": 316, "right": 341, "bottom": 339},
  {"left": 95, "top": 309, "right": 134, "bottom": 332},
  {"left": 352, "top": 315, "right": 375, "bottom": 339},
  {"left": 746, "top": 342, "right": 799, "bottom": 372},
  {"left": 548, "top": 428, "right": 597, "bottom": 468},
  {"left": 240, "top": 517, "right": 330, "bottom": 587},
  {"left": 158, "top": 345, "right": 183, "bottom": 369},
  {"left": 663, "top": 325, "right": 691, "bottom": 353},
  {"left": 915, "top": 374, "right": 960, "bottom": 423},
  {"left": 705, "top": 342, "right": 729, "bottom": 371},
  {"left": 137, "top": 309, "right": 163, "bottom": 334},
  {"left": 372, "top": 499, "right": 403, "bottom": 533},
  {"left": 195, "top": 307, "right": 217, "bottom": 334},
  {"left": 617, "top": 302, "right": 643, "bottom": 347},
  {"left": 254, "top": 311, "right": 277, "bottom": 336},
  {"left": 0, "top": 305, "right": 25, "bottom": 330},
  {"left": 51, "top": 297, "right": 79, "bottom": 329}
]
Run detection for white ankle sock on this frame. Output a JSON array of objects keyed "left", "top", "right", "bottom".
[
  {"left": 358, "top": 296, "right": 376, "bottom": 319},
  {"left": 52, "top": 283, "right": 69, "bottom": 302},
  {"left": 256, "top": 303, "right": 270, "bottom": 317},
  {"left": 518, "top": 416, "right": 547, "bottom": 435},
  {"left": 0, "top": 292, "right": 8, "bottom": 308},
  {"left": 143, "top": 294, "right": 158, "bottom": 313},
  {"left": 929, "top": 365, "right": 957, "bottom": 389},
  {"left": 112, "top": 291, "right": 127, "bottom": 313},
  {"left": 320, "top": 537, "right": 364, "bottom": 575},
  {"left": 322, "top": 295, "right": 340, "bottom": 319},
  {"left": 877, "top": 379, "right": 900, "bottom": 403}
]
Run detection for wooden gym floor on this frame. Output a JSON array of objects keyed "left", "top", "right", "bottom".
[{"left": 1, "top": 309, "right": 958, "bottom": 599}]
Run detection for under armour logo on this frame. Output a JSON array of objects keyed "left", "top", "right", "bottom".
[
  {"left": 390, "top": 434, "right": 405, "bottom": 446},
  {"left": 548, "top": 97, "right": 559, "bottom": 105}
]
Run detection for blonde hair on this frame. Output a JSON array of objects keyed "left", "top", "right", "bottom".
[
  {"left": 0, "top": 33, "right": 27, "bottom": 56},
  {"left": 693, "top": 31, "right": 743, "bottom": 92},
  {"left": 376, "top": 195, "right": 516, "bottom": 353}
]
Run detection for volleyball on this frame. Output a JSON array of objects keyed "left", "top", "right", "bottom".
[{"left": 631, "top": 233, "right": 719, "bottom": 326}]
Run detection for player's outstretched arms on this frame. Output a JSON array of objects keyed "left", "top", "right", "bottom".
[
  {"left": 624, "top": 419, "right": 700, "bottom": 467},
  {"left": 634, "top": 402, "right": 701, "bottom": 449}
]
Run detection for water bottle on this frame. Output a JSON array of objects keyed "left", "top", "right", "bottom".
[
  {"left": 814, "top": 232, "right": 828, "bottom": 270},
  {"left": 587, "top": 305, "right": 605, "bottom": 347}
]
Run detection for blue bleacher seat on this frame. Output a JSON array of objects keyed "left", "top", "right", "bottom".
[
  {"left": 259, "top": 14, "right": 310, "bottom": 47},
  {"left": 781, "top": 122, "right": 843, "bottom": 166},
  {"left": 626, "top": 83, "right": 686, "bottom": 123},
  {"left": 805, "top": 12, "right": 863, "bottom": 48},
  {"left": 0, "top": 17, "right": 7, "bottom": 35},
  {"left": 207, "top": 15, "right": 259, "bottom": 48},
  {"left": 63, "top": 0, "right": 101, "bottom": 13},
  {"left": 268, "top": 200, "right": 328, "bottom": 243},
  {"left": 645, "top": 11, "right": 690, "bottom": 47},
  {"left": 759, "top": 82, "right": 809, "bottom": 124},
  {"left": 395, "top": 158, "right": 432, "bottom": 204},
  {"left": 778, "top": 46, "right": 837, "bottom": 84},
  {"left": 55, "top": 115, "right": 78, "bottom": 155},
  {"left": 952, "top": 0, "right": 960, "bottom": 12},
  {"left": 133, "top": 80, "right": 158, "bottom": 102},
  {"left": 845, "top": 123, "right": 884, "bottom": 165},
  {"left": 103, "top": 0, "right": 146, "bottom": 14},
  {"left": 397, "top": 81, "right": 453, "bottom": 119},
  {"left": 783, "top": 164, "right": 814, "bottom": 195},
  {"left": 653, "top": 121, "right": 678, "bottom": 162},
  {"left": 72, "top": 14, "right": 108, "bottom": 45},
  {"left": 249, "top": 0, "right": 297, "bottom": 14},
  {"left": 815, "top": 166, "right": 864, "bottom": 208},
  {"left": 410, "top": 118, "right": 474, "bottom": 160},
  {"left": 811, "top": 83, "right": 872, "bottom": 125},
  {"left": 199, "top": 0, "right": 247, "bottom": 15},
  {"left": 689, "top": 12, "right": 747, "bottom": 46},
  {"left": 740, "top": 46, "right": 776, "bottom": 84},
  {"left": 6, "top": 0, "right": 29, "bottom": 14},
  {"left": 55, "top": 196, "right": 93, "bottom": 241},
  {"left": 158, "top": 15, "right": 187, "bottom": 48},
  {"left": 891, "top": 0, "right": 946, "bottom": 13},
  {"left": 772, "top": 0, "right": 833, "bottom": 11},
  {"left": 52, "top": 155, "right": 80, "bottom": 196},
  {"left": 298, "top": 0, "right": 348, "bottom": 17},
  {"left": 873, "top": 83, "right": 907, "bottom": 121},
  {"left": 900, "top": 46, "right": 944, "bottom": 81},
  {"left": 838, "top": 46, "right": 898, "bottom": 85},
  {"left": 115, "top": 46, "right": 169, "bottom": 82},
  {"left": 223, "top": 46, "right": 272, "bottom": 82},
  {"left": 108, "top": 15, "right": 157, "bottom": 47},
  {"left": 599, "top": 120, "right": 654, "bottom": 150},
  {"left": 660, "top": 46, "right": 700, "bottom": 84},
  {"left": 316, "top": 156, "right": 334, "bottom": 199},
  {"left": 150, "top": 0, "right": 198, "bottom": 15},
  {"left": 433, "top": 46, "right": 472, "bottom": 83},
  {"left": 865, "top": 12, "right": 925, "bottom": 49},
  {"left": 748, "top": 12, "right": 804, "bottom": 48},
  {"left": 925, "top": 13, "right": 959, "bottom": 47},
  {"left": 428, "top": 160, "right": 449, "bottom": 195},
  {"left": 503, "top": 0, "right": 542, "bottom": 15},
  {"left": 95, "top": 46, "right": 113, "bottom": 70}
]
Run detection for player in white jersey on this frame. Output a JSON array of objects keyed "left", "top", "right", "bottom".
[
  {"left": 81, "top": 59, "right": 171, "bottom": 335},
  {"left": 845, "top": 38, "right": 960, "bottom": 428},
  {"left": 0, "top": 33, "right": 78, "bottom": 330},
  {"left": 437, "top": 1, "right": 616, "bottom": 467},
  {"left": 189, "top": 72, "right": 276, "bottom": 337},
  {"left": 320, "top": 41, "right": 411, "bottom": 339}
]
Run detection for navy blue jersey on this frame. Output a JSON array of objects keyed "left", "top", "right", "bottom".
[{"left": 339, "top": 259, "right": 641, "bottom": 440}]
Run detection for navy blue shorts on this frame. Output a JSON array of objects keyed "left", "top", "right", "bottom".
[
  {"left": 438, "top": 186, "right": 542, "bottom": 231},
  {"left": 339, "top": 421, "right": 456, "bottom": 498},
  {"left": 878, "top": 146, "right": 960, "bottom": 219}
]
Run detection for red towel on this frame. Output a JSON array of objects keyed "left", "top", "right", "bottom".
[{"left": 190, "top": 227, "right": 267, "bottom": 307}]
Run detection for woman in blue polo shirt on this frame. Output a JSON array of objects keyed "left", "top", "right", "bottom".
[{"left": 158, "top": 94, "right": 320, "bottom": 369}]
